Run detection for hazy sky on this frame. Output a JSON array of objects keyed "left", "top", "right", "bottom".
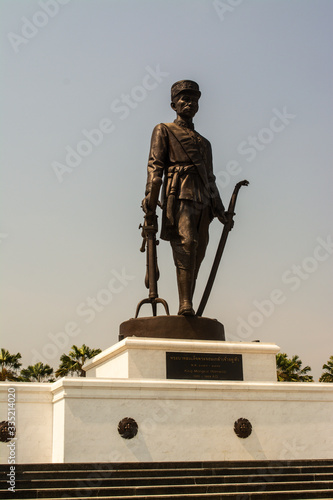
[{"left": 1, "top": 0, "right": 332, "bottom": 380}]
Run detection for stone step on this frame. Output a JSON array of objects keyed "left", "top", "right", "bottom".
[
  {"left": 3, "top": 472, "right": 333, "bottom": 490},
  {"left": 2, "top": 459, "right": 333, "bottom": 471},
  {"left": 21, "top": 494, "right": 333, "bottom": 500},
  {"left": 1, "top": 461, "right": 333, "bottom": 499},
  {"left": 2, "top": 480, "right": 333, "bottom": 498},
  {"left": 8, "top": 465, "right": 333, "bottom": 480}
]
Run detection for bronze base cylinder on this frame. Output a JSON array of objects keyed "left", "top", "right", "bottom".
[{"left": 119, "top": 315, "right": 225, "bottom": 342}]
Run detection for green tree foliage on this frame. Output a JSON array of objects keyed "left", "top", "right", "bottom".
[
  {"left": 319, "top": 356, "right": 333, "bottom": 382},
  {"left": 20, "top": 362, "right": 54, "bottom": 382},
  {"left": 56, "top": 344, "right": 102, "bottom": 378},
  {"left": 0, "top": 349, "right": 22, "bottom": 381},
  {"left": 276, "top": 353, "right": 313, "bottom": 382}
]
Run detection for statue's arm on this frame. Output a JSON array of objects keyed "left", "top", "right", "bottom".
[
  {"left": 142, "top": 124, "right": 168, "bottom": 213},
  {"left": 205, "top": 140, "right": 226, "bottom": 221},
  {"left": 145, "top": 124, "right": 168, "bottom": 195}
]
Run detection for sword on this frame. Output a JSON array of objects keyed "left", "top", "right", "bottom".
[{"left": 196, "top": 179, "right": 249, "bottom": 317}]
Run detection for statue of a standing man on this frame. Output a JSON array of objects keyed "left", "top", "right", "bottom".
[{"left": 142, "top": 80, "right": 227, "bottom": 316}]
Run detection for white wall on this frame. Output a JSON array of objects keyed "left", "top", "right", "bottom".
[
  {"left": 1, "top": 370, "right": 332, "bottom": 463},
  {"left": 0, "top": 383, "right": 53, "bottom": 464},
  {"left": 51, "top": 378, "right": 333, "bottom": 463}
]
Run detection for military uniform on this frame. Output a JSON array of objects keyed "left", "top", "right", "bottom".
[{"left": 144, "top": 81, "right": 225, "bottom": 315}]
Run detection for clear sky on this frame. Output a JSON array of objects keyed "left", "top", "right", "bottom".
[{"left": 1, "top": 0, "right": 332, "bottom": 380}]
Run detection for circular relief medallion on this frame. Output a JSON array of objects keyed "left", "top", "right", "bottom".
[
  {"left": 234, "top": 418, "right": 252, "bottom": 438},
  {"left": 118, "top": 417, "right": 138, "bottom": 439},
  {"left": 0, "top": 421, "right": 16, "bottom": 442}
]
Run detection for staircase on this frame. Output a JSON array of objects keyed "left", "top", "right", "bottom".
[{"left": 1, "top": 460, "right": 333, "bottom": 499}]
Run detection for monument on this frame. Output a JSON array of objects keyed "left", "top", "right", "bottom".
[
  {"left": 1, "top": 81, "right": 332, "bottom": 466},
  {"left": 120, "top": 80, "right": 248, "bottom": 342}
]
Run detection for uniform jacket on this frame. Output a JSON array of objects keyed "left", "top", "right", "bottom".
[{"left": 145, "top": 119, "right": 224, "bottom": 240}]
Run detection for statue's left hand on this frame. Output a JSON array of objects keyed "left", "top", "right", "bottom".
[
  {"left": 218, "top": 212, "right": 234, "bottom": 229},
  {"left": 218, "top": 213, "right": 228, "bottom": 225}
]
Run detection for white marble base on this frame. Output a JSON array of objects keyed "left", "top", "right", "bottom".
[
  {"left": 1, "top": 338, "right": 332, "bottom": 464},
  {"left": 83, "top": 338, "right": 279, "bottom": 382},
  {"left": 51, "top": 377, "right": 333, "bottom": 463}
]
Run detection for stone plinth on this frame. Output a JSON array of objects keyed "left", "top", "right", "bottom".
[
  {"left": 1, "top": 361, "right": 333, "bottom": 463},
  {"left": 51, "top": 378, "right": 333, "bottom": 463},
  {"left": 83, "top": 337, "right": 279, "bottom": 382}
]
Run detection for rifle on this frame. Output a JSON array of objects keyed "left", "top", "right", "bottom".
[
  {"left": 135, "top": 177, "right": 169, "bottom": 318},
  {"left": 196, "top": 180, "right": 249, "bottom": 317}
]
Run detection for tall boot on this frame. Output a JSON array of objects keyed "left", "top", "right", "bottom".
[
  {"left": 191, "top": 271, "right": 198, "bottom": 298},
  {"left": 176, "top": 268, "right": 195, "bottom": 316}
]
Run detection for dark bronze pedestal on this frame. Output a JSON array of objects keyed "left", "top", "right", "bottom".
[{"left": 119, "top": 315, "right": 225, "bottom": 342}]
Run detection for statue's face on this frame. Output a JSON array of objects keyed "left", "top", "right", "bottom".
[{"left": 171, "top": 92, "right": 199, "bottom": 119}]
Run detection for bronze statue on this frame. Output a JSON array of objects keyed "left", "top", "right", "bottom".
[{"left": 142, "top": 80, "right": 228, "bottom": 316}]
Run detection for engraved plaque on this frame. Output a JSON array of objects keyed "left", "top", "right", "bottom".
[{"left": 166, "top": 352, "right": 243, "bottom": 381}]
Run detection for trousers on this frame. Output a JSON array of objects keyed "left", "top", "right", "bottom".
[{"left": 170, "top": 200, "right": 211, "bottom": 280}]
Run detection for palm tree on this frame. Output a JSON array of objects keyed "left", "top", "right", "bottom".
[
  {"left": 20, "top": 362, "right": 54, "bottom": 382},
  {"left": 276, "top": 353, "right": 313, "bottom": 382},
  {"left": 319, "top": 356, "right": 333, "bottom": 382},
  {"left": 0, "top": 349, "right": 22, "bottom": 381},
  {"left": 56, "top": 344, "right": 102, "bottom": 378}
]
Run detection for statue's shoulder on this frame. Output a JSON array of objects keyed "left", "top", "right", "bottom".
[
  {"left": 158, "top": 122, "right": 175, "bottom": 134},
  {"left": 162, "top": 122, "right": 178, "bottom": 131},
  {"left": 152, "top": 122, "right": 170, "bottom": 135},
  {"left": 196, "top": 130, "right": 211, "bottom": 148},
  {"left": 161, "top": 122, "right": 184, "bottom": 136},
  {"left": 151, "top": 122, "right": 182, "bottom": 138}
]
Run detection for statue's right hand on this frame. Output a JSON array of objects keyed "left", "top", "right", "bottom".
[{"left": 141, "top": 196, "right": 150, "bottom": 214}]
